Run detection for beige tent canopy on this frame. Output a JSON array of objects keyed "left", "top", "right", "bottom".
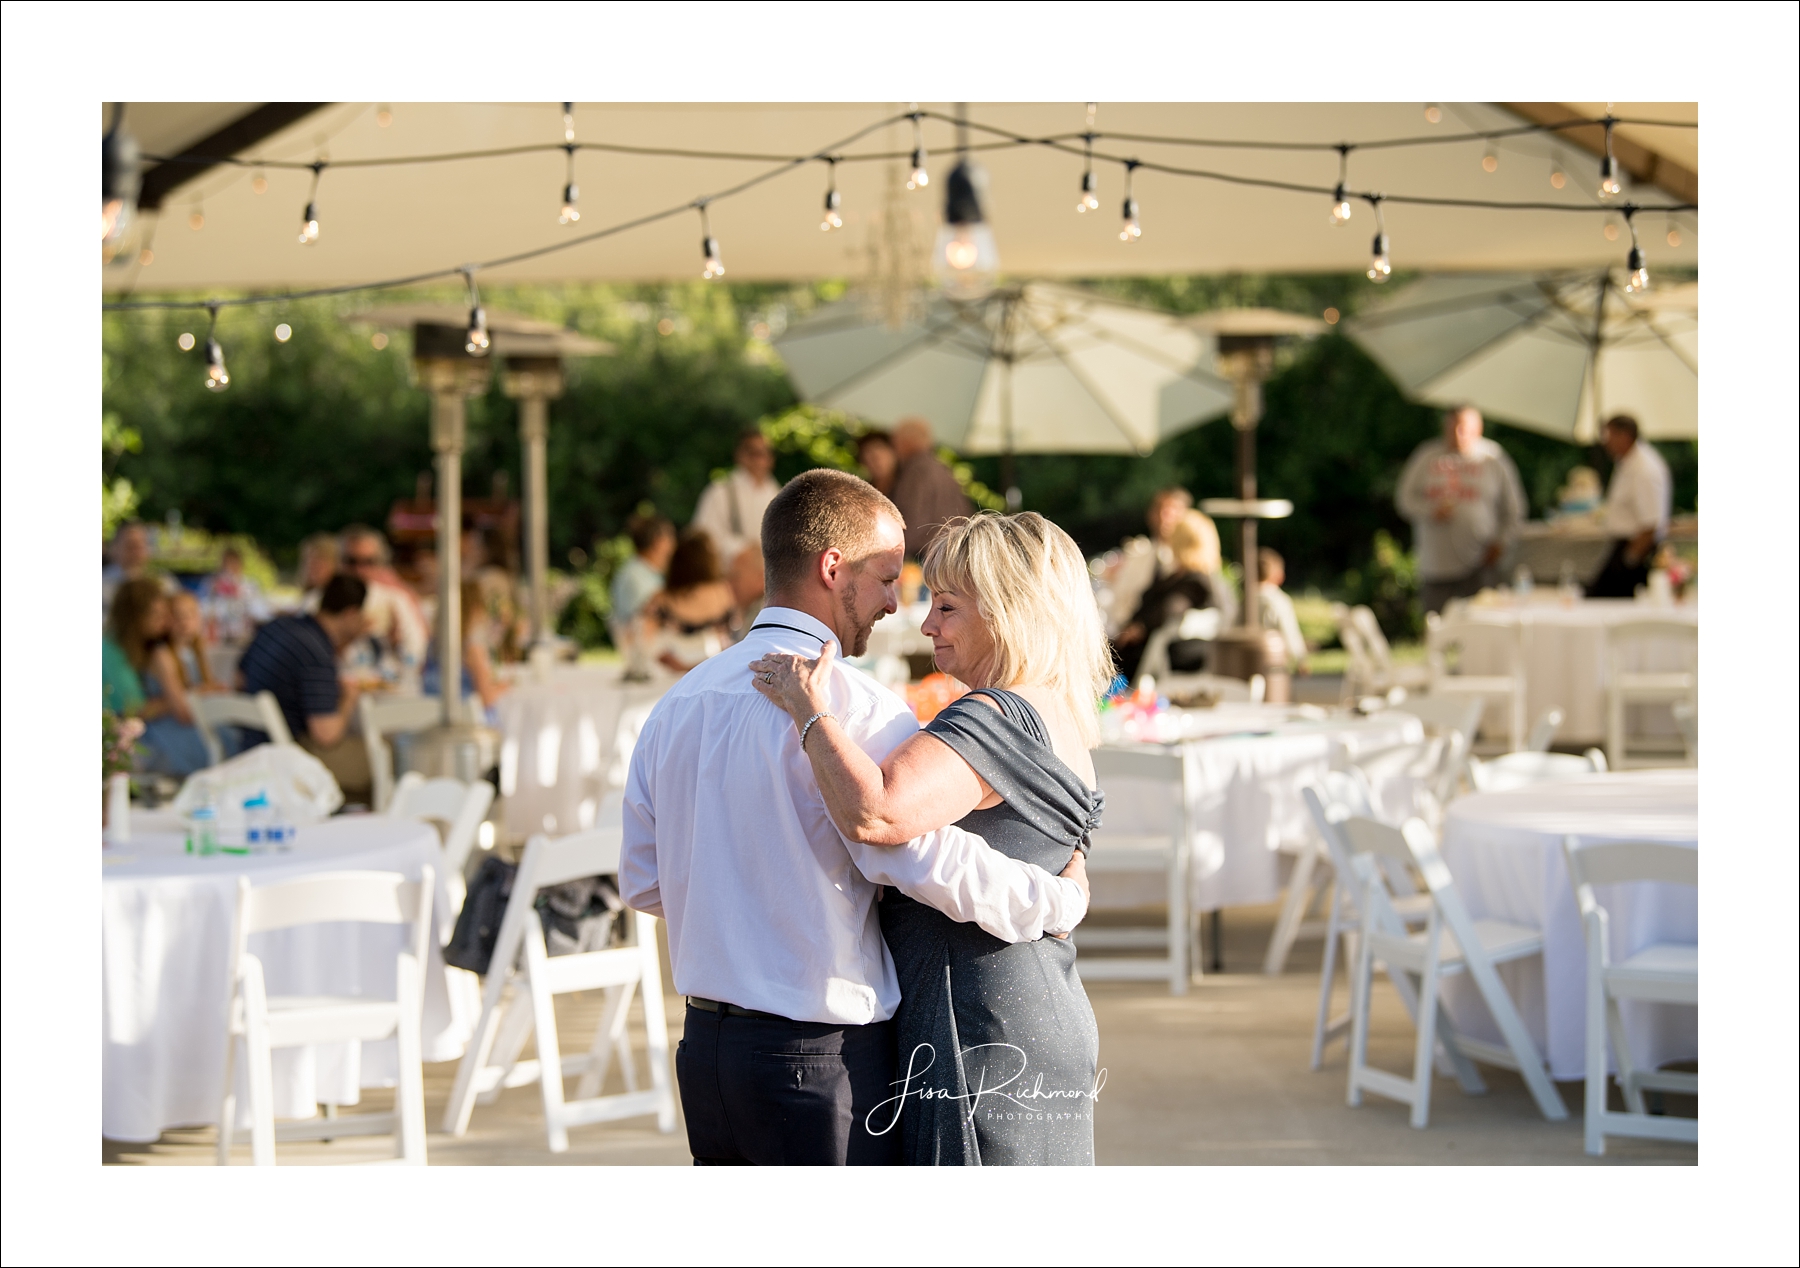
[{"left": 103, "top": 102, "right": 1698, "bottom": 293}]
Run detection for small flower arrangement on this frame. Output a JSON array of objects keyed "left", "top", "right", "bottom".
[{"left": 104, "top": 710, "right": 145, "bottom": 781}]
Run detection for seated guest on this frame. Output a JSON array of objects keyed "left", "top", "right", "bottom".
[
  {"left": 423, "top": 580, "right": 509, "bottom": 724},
  {"left": 200, "top": 545, "right": 271, "bottom": 643},
  {"left": 855, "top": 430, "right": 899, "bottom": 495},
  {"left": 1111, "top": 510, "right": 1221, "bottom": 683},
  {"left": 1256, "top": 547, "right": 1310, "bottom": 676},
  {"left": 1102, "top": 487, "right": 1191, "bottom": 636},
  {"left": 297, "top": 532, "right": 340, "bottom": 612},
  {"left": 102, "top": 520, "right": 158, "bottom": 624},
  {"left": 339, "top": 525, "right": 430, "bottom": 671},
  {"left": 107, "top": 579, "right": 211, "bottom": 776},
  {"left": 237, "top": 574, "right": 373, "bottom": 803},
  {"left": 103, "top": 632, "right": 146, "bottom": 717},
  {"left": 639, "top": 531, "right": 737, "bottom": 674},
  {"left": 612, "top": 512, "right": 676, "bottom": 632},
  {"left": 169, "top": 589, "right": 219, "bottom": 692}
]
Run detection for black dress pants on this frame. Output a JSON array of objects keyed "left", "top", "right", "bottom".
[
  {"left": 676, "top": 1003, "right": 900, "bottom": 1165},
  {"left": 1587, "top": 538, "right": 1652, "bottom": 599}
]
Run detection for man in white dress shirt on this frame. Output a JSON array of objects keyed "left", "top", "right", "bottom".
[
  {"left": 689, "top": 428, "right": 780, "bottom": 579},
  {"left": 622, "top": 469, "right": 1089, "bottom": 1165},
  {"left": 1588, "top": 414, "right": 1672, "bottom": 598}
]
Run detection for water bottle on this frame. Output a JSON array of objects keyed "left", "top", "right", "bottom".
[
  {"left": 1512, "top": 564, "right": 1534, "bottom": 599},
  {"left": 190, "top": 802, "right": 219, "bottom": 856},
  {"left": 267, "top": 789, "right": 293, "bottom": 852},
  {"left": 243, "top": 791, "right": 271, "bottom": 854}
]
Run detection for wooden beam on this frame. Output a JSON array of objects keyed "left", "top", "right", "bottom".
[
  {"left": 1500, "top": 103, "right": 1697, "bottom": 205},
  {"left": 138, "top": 103, "right": 328, "bottom": 209}
]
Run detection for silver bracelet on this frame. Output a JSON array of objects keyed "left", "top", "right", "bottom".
[{"left": 798, "top": 711, "right": 833, "bottom": 749}]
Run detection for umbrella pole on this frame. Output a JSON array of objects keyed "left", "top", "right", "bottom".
[
  {"left": 429, "top": 381, "right": 465, "bottom": 728},
  {"left": 1000, "top": 354, "right": 1021, "bottom": 511}
]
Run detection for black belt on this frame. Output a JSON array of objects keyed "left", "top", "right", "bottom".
[{"left": 687, "top": 996, "right": 788, "bottom": 1021}]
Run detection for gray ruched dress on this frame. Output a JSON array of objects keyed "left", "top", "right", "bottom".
[{"left": 877, "top": 688, "right": 1104, "bottom": 1166}]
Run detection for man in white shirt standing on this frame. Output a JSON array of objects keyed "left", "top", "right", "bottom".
[
  {"left": 621, "top": 469, "right": 1089, "bottom": 1166},
  {"left": 1588, "top": 413, "right": 1672, "bottom": 598},
  {"left": 1395, "top": 405, "right": 1527, "bottom": 614},
  {"left": 689, "top": 428, "right": 780, "bottom": 583}
]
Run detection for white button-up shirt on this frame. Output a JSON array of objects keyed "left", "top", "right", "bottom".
[
  {"left": 1601, "top": 441, "right": 1671, "bottom": 539},
  {"left": 690, "top": 468, "right": 780, "bottom": 566},
  {"left": 620, "top": 607, "right": 1087, "bottom": 1025}
]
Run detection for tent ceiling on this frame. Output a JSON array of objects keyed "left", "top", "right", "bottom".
[{"left": 103, "top": 101, "right": 1698, "bottom": 293}]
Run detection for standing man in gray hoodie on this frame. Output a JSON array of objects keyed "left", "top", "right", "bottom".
[{"left": 1395, "top": 405, "right": 1527, "bottom": 614}]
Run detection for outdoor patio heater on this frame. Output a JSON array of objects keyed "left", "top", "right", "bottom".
[{"left": 1189, "top": 309, "right": 1323, "bottom": 702}]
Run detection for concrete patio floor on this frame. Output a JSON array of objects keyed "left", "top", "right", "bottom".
[{"left": 102, "top": 901, "right": 1694, "bottom": 1167}]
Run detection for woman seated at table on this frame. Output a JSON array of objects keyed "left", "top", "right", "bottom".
[
  {"left": 423, "top": 580, "right": 509, "bottom": 724},
  {"left": 638, "top": 530, "right": 737, "bottom": 673},
  {"left": 169, "top": 589, "right": 221, "bottom": 693},
  {"left": 1110, "top": 509, "right": 1221, "bottom": 682},
  {"left": 107, "top": 579, "right": 211, "bottom": 776}
]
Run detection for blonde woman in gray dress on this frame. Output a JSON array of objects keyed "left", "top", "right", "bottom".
[{"left": 751, "top": 512, "right": 1109, "bottom": 1165}]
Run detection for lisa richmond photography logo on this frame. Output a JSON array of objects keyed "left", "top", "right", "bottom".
[{"left": 866, "top": 1043, "right": 1107, "bottom": 1134}]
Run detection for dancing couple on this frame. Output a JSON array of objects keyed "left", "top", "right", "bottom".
[{"left": 620, "top": 469, "right": 1110, "bottom": 1165}]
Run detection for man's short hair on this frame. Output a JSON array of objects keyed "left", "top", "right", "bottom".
[
  {"left": 318, "top": 573, "right": 368, "bottom": 615},
  {"left": 339, "top": 524, "right": 390, "bottom": 563},
  {"left": 762, "top": 468, "right": 903, "bottom": 593},
  {"left": 626, "top": 511, "right": 675, "bottom": 554},
  {"left": 1151, "top": 486, "right": 1193, "bottom": 511},
  {"left": 1603, "top": 414, "right": 1640, "bottom": 442},
  {"left": 1258, "top": 546, "right": 1285, "bottom": 576}
]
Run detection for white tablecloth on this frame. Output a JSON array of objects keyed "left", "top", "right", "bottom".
[
  {"left": 1452, "top": 598, "right": 1697, "bottom": 744},
  {"left": 1439, "top": 770, "right": 1697, "bottom": 1080},
  {"left": 101, "top": 815, "right": 462, "bottom": 1143},
  {"left": 1093, "top": 708, "right": 1425, "bottom": 911},
  {"left": 496, "top": 667, "right": 671, "bottom": 840}
]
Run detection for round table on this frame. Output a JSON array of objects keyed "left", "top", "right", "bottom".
[
  {"left": 1094, "top": 707, "right": 1426, "bottom": 911},
  {"left": 1451, "top": 597, "right": 1697, "bottom": 745},
  {"left": 101, "top": 814, "right": 463, "bottom": 1143},
  {"left": 1439, "top": 769, "right": 1697, "bottom": 1080},
  {"left": 495, "top": 667, "right": 671, "bottom": 841}
]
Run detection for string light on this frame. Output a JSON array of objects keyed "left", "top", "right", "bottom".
[
  {"left": 274, "top": 323, "right": 293, "bottom": 342},
  {"left": 1481, "top": 145, "right": 1499, "bottom": 173},
  {"left": 1330, "top": 145, "right": 1352, "bottom": 226},
  {"left": 699, "top": 204, "right": 725, "bottom": 279},
  {"left": 1366, "top": 197, "right": 1391, "bottom": 282},
  {"left": 1119, "top": 160, "right": 1141, "bottom": 241},
  {"left": 463, "top": 270, "right": 490, "bottom": 355},
  {"left": 251, "top": 167, "right": 268, "bottom": 194},
  {"left": 1666, "top": 224, "right": 1682, "bottom": 248},
  {"left": 820, "top": 159, "right": 842, "bottom": 231},
  {"left": 907, "top": 113, "right": 930, "bottom": 190},
  {"left": 563, "top": 102, "right": 575, "bottom": 145},
  {"left": 203, "top": 306, "right": 230, "bottom": 391},
  {"left": 1424, "top": 104, "right": 1443, "bottom": 124},
  {"left": 1602, "top": 220, "right": 1620, "bottom": 241},
  {"left": 933, "top": 112, "right": 999, "bottom": 297},
  {"left": 1077, "top": 135, "right": 1100, "bottom": 213},
  {"left": 1598, "top": 116, "right": 1622, "bottom": 201},
  {"left": 188, "top": 206, "right": 205, "bottom": 231},
  {"left": 1549, "top": 162, "right": 1566, "bottom": 190},
  {"left": 560, "top": 145, "right": 581, "bottom": 224},
  {"left": 298, "top": 161, "right": 322, "bottom": 245},
  {"left": 1622, "top": 208, "right": 1649, "bottom": 293},
  {"left": 102, "top": 103, "right": 139, "bottom": 249},
  {"left": 376, "top": 104, "right": 394, "bottom": 128},
  {"left": 177, "top": 332, "right": 196, "bottom": 351}
]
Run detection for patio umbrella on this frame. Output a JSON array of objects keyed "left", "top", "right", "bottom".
[
  {"left": 773, "top": 282, "right": 1234, "bottom": 458},
  {"left": 1345, "top": 271, "right": 1698, "bottom": 443}
]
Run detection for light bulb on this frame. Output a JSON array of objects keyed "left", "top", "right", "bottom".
[
  {"left": 1330, "top": 184, "right": 1352, "bottom": 226},
  {"left": 1367, "top": 233, "right": 1391, "bottom": 283},
  {"left": 1624, "top": 245, "right": 1649, "bottom": 293},
  {"left": 560, "top": 182, "right": 581, "bottom": 224},
  {"left": 1549, "top": 165, "right": 1566, "bottom": 189},
  {"left": 1666, "top": 227, "right": 1682, "bottom": 248},
  {"left": 204, "top": 338, "right": 230, "bottom": 391},
  {"left": 702, "top": 236, "right": 725, "bottom": 279},
  {"left": 465, "top": 305, "right": 490, "bottom": 355},
  {"left": 1077, "top": 170, "right": 1099, "bottom": 213},
  {"left": 821, "top": 187, "right": 842, "bottom": 232},
  {"left": 189, "top": 210, "right": 204, "bottom": 231},
  {"left": 1424, "top": 104, "right": 1442, "bottom": 124},
  {"left": 1481, "top": 149, "right": 1498, "bottom": 173},
  {"left": 251, "top": 172, "right": 268, "bottom": 194},
  {"left": 376, "top": 105, "right": 393, "bottom": 128},
  {"left": 177, "top": 331, "right": 196, "bottom": 351},
  {"left": 1598, "top": 154, "right": 1621, "bottom": 201},
  {"left": 1119, "top": 196, "right": 1141, "bottom": 241},
  {"left": 298, "top": 202, "right": 319, "bottom": 245},
  {"left": 908, "top": 147, "right": 930, "bottom": 190},
  {"left": 1603, "top": 222, "right": 1620, "bottom": 241},
  {"left": 274, "top": 323, "right": 292, "bottom": 343},
  {"left": 563, "top": 103, "right": 575, "bottom": 145}
]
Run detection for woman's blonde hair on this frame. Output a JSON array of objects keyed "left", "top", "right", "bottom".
[
  {"left": 921, "top": 512, "right": 1112, "bottom": 747},
  {"left": 1169, "top": 509, "right": 1222, "bottom": 575}
]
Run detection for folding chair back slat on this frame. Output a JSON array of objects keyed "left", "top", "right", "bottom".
[{"left": 193, "top": 691, "right": 294, "bottom": 766}]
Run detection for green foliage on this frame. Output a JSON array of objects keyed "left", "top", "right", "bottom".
[
  {"left": 555, "top": 534, "right": 638, "bottom": 650},
  {"left": 101, "top": 412, "right": 142, "bottom": 539},
  {"left": 1342, "top": 530, "right": 1422, "bottom": 641},
  {"left": 760, "top": 403, "right": 860, "bottom": 477}
]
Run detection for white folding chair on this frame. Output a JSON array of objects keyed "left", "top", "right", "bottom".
[
  {"left": 1426, "top": 611, "right": 1527, "bottom": 753},
  {"left": 1078, "top": 745, "right": 1195, "bottom": 994},
  {"left": 1344, "top": 604, "right": 1431, "bottom": 697},
  {"left": 1343, "top": 816, "right": 1567, "bottom": 1128},
  {"left": 1381, "top": 695, "right": 1484, "bottom": 824},
  {"left": 1526, "top": 707, "right": 1565, "bottom": 753},
  {"left": 1302, "top": 775, "right": 1434, "bottom": 1069},
  {"left": 1156, "top": 671, "right": 1264, "bottom": 705},
  {"left": 193, "top": 690, "right": 293, "bottom": 767},
  {"left": 1606, "top": 620, "right": 1698, "bottom": 770},
  {"left": 360, "top": 695, "right": 445, "bottom": 813},
  {"left": 1467, "top": 748, "right": 1607, "bottom": 793},
  {"left": 443, "top": 804, "right": 677, "bottom": 1151},
  {"left": 1137, "top": 606, "right": 1221, "bottom": 682},
  {"left": 216, "top": 866, "right": 434, "bottom": 1166},
  {"left": 388, "top": 772, "right": 495, "bottom": 919},
  {"left": 1562, "top": 837, "right": 1698, "bottom": 1156}
]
